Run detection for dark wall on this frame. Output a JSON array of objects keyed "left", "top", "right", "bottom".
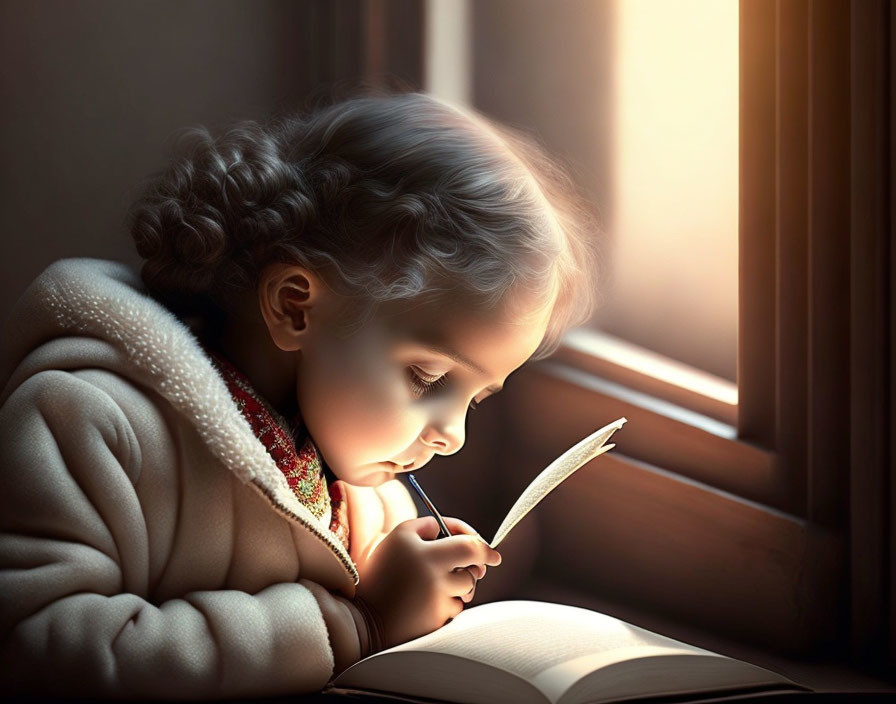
[
  {"left": 0, "top": 0, "right": 364, "bottom": 323},
  {"left": 472, "top": 0, "right": 615, "bottom": 217}
]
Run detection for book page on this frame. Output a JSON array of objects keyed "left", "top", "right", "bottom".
[
  {"left": 554, "top": 652, "right": 801, "bottom": 704},
  {"left": 333, "top": 601, "right": 799, "bottom": 704},
  {"left": 534, "top": 646, "right": 719, "bottom": 704},
  {"left": 489, "top": 418, "right": 627, "bottom": 548},
  {"left": 351, "top": 601, "right": 713, "bottom": 701}
]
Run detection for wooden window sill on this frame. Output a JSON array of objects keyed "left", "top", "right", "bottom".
[
  {"left": 530, "top": 333, "right": 794, "bottom": 513},
  {"left": 557, "top": 328, "right": 738, "bottom": 426}
]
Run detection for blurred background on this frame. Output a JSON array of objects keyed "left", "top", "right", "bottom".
[{"left": 0, "top": 0, "right": 738, "bottom": 383}]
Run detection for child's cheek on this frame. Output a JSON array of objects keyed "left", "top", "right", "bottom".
[
  {"left": 302, "top": 346, "right": 412, "bottom": 464},
  {"left": 350, "top": 359, "right": 417, "bottom": 455}
]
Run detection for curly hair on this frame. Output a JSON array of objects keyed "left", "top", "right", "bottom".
[{"left": 129, "top": 90, "right": 603, "bottom": 360}]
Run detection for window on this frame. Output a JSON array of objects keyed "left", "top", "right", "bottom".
[
  {"left": 598, "top": 0, "right": 738, "bottom": 384},
  {"left": 419, "top": 0, "right": 891, "bottom": 661}
]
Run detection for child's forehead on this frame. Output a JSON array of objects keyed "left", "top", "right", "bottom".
[
  {"left": 371, "top": 292, "right": 552, "bottom": 364},
  {"left": 376, "top": 292, "right": 545, "bottom": 334}
]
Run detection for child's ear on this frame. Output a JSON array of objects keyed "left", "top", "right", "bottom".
[{"left": 257, "top": 262, "right": 325, "bottom": 352}]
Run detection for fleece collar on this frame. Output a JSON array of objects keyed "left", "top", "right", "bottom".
[{"left": 6, "top": 258, "right": 359, "bottom": 584}]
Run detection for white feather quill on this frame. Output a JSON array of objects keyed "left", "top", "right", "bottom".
[{"left": 489, "top": 417, "right": 627, "bottom": 548}]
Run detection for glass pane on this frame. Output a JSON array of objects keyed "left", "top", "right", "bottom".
[{"left": 594, "top": 0, "right": 738, "bottom": 382}]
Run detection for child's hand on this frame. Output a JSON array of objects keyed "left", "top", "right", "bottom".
[{"left": 354, "top": 516, "right": 501, "bottom": 650}]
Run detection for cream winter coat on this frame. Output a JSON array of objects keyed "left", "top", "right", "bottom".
[{"left": 0, "top": 259, "right": 417, "bottom": 698}]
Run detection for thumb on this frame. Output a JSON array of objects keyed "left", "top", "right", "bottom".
[
  {"left": 442, "top": 516, "right": 488, "bottom": 544},
  {"left": 404, "top": 516, "right": 444, "bottom": 541}
]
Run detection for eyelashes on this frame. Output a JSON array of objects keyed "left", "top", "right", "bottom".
[
  {"left": 407, "top": 367, "right": 480, "bottom": 410},
  {"left": 406, "top": 367, "right": 447, "bottom": 396}
]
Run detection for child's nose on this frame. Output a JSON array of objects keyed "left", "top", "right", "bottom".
[{"left": 419, "top": 420, "right": 465, "bottom": 456}]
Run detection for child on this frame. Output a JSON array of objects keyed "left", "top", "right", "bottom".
[{"left": 0, "top": 90, "right": 598, "bottom": 698}]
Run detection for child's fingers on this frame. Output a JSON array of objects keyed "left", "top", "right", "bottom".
[
  {"left": 427, "top": 533, "right": 502, "bottom": 568},
  {"left": 405, "top": 516, "right": 482, "bottom": 543},
  {"left": 405, "top": 516, "right": 502, "bottom": 567},
  {"left": 403, "top": 516, "right": 444, "bottom": 541},
  {"left": 441, "top": 516, "right": 480, "bottom": 537},
  {"left": 466, "top": 563, "right": 487, "bottom": 580},
  {"left": 440, "top": 517, "right": 500, "bottom": 564},
  {"left": 447, "top": 566, "right": 478, "bottom": 598}
]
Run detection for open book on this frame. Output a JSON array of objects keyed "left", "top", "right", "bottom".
[{"left": 327, "top": 600, "right": 806, "bottom": 704}]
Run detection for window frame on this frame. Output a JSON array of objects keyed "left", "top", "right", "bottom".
[{"left": 522, "top": 0, "right": 851, "bottom": 521}]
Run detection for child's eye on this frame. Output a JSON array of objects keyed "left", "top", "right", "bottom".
[
  {"left": 406, "top": 367, "right": 448, "bottom": 397},
  {"left": 406, "top": 367, "right": 483, "bottom": 411}
]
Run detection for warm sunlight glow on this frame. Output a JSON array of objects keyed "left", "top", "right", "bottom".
[
  {"left": 595, "top": 0, "right": 739, "bottom": 383},
  {"left": 565, "top": 327, "right": 738, "bottom": 406},
  {"left": 425, "top": 0, "right": 471, "bottom": 106}
]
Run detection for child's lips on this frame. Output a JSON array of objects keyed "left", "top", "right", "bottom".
[
  {"left": 387, "top": 459, "right": 421, "bottom": 472},
  {"left": 389, "top": 454, "right": 436, "bottom": 472}
]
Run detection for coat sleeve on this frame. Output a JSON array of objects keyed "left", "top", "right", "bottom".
[{"left": 0, "top": 369, "right": 362, "bottom": 699}]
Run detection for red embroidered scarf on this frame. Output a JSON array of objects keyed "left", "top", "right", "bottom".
[{"left": 208, "top": 351, "right": 350, "bottom": 552}]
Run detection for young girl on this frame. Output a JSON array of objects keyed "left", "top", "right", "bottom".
[{"left": 0, "top": 90, "right": 597, "bottom": 698}]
